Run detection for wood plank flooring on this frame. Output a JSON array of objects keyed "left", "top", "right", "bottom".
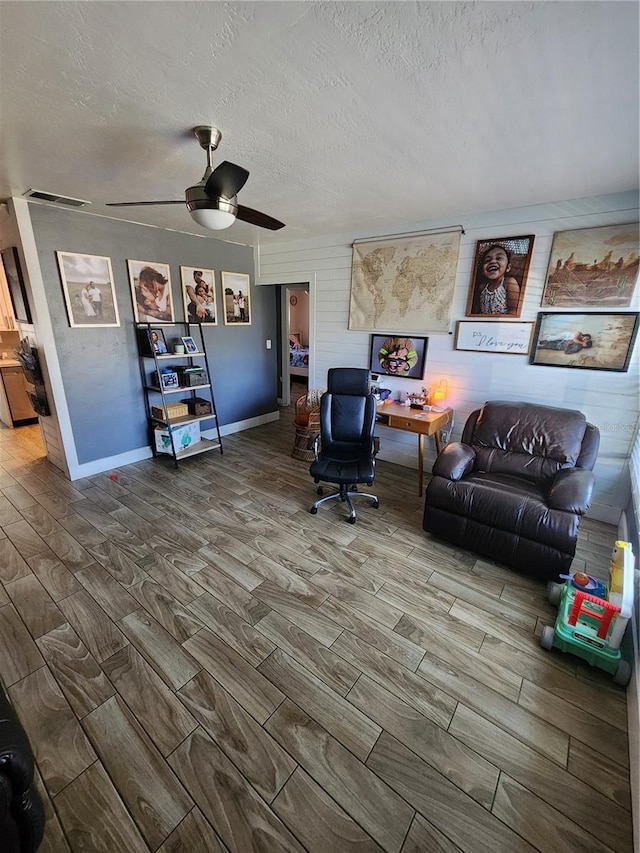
[{"left": 0, "top": 396, "right": 633, "bottom": 853}]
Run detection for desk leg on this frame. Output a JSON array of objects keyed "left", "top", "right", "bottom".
[
  {"left": 434, "top": 430, "right": 443, "bottom": 455},
  {"left": 418, "top": 434, "right": 424, "bottom": 497}
]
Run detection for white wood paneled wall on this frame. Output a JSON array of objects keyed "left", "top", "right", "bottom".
[{"left": 258, "top": 191, "right": 639, "bottom": 522}]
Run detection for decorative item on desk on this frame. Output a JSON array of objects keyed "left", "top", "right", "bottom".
[{"left": 432, "top": 379, "right": 448, "bottom": 412}]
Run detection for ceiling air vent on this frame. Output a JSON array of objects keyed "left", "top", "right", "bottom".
[{"left": 23, "top": 189, "right": 90, "bottom": 207}]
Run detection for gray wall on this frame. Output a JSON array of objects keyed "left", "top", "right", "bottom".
[{"left": 29, "top": 204, "right": 278, "bottom": 464}]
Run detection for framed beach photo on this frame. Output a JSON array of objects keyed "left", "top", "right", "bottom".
[
  {"left": 128, "top": 259, "right": 173, "bottom": 323},
  {"left": 222, "top": 271, "right": 251, "bottom": 325},
  {"left": 56, "top": 251, "right": 121, "bottom": 328},
  {"left": 530, "top": 312, "right": 639, "bottom": 372},
  {"left": 541, "top": 223, "right": 639, "bottom": 308},
  {"left": 181, "top": 266, "right": 217, "bottom": 324},
  {"left": 0, "top": 247, "right": 32, "bottom": 324},
  {"left": 369, "top": 334, "right": 428, "bottom": 379},
  {"left": 181, "top": 336, "right": 198, "bottom": 354},
  {"left": 466, "top": 234, "right": 535, "bottom": 318}
]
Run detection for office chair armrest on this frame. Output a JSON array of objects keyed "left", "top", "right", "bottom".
[
  {"left": 547, "top": 467, "right": 595, "bottom": 514},
  {"left": 307, "top": 432, "right": 321, "bottom": 457},
  {"left": 432, "top": 442, "right": 476, "bottom": 481}
]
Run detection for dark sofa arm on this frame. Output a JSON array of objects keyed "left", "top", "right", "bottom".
[
  {"left": 547, "top": 467, "right": 595, "bottom": 514},
  {"left": 0, "top": 687, "right": 45, "bottom": 853},
  {"left": 432, "top": 443, "right": 476, "bottom": 481}
]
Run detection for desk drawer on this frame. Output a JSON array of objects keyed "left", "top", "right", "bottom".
[{"left": 386, "top": 414, "right": 434, "bottom": 435}]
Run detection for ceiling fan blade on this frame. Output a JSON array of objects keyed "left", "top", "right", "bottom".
[
  {"left": 105, "top": 200, "right": 185, "bottom": 207},
  {"left": 205, "top": 161, "right": 249, "bottom": 199},
  {"left": 236, "top": 205, "right": 285, "bottom": 230}
]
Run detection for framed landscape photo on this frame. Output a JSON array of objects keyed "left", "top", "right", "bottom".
[
  {"left": 56, "top": 251, "right": 121, "bottom": 328},
  {"left": 541, "top": 222, "right": 639, "bottom": 308},
  {"left": 466, "top": 234, "right": 535, "bottom": 318},
  {"left": 455, "top": 321, "right": 534, "bottom": 355},
  {"left": 128, "top": 259, "right": 173, "bottom": 323},
  {"left": 181, "top": 266, "right": 217, "bottom": 324},
  {"left": 222, "top": 271, "right": 251, "bottom": 325},
  {"left": 181, "top": 336, "right": 198, "bottom": 353},
  {"left": 530, "top": 311, "right": 639, "bottom": 372},
  {"left": 0, "top": 246, "right": 32, "bottom": 324},
  {"left": 369, "top": 334, "right": 428, "bottom": 379}
]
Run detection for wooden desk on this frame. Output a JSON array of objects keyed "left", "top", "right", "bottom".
[{"left": 376, "top": 403, "right": 453, "bottom": 496}]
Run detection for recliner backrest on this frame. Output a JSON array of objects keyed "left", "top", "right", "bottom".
[{"left": 467, "top": 401, "right": 592, "bottom": 485}]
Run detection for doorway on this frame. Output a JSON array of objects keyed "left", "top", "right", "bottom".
[{"left": 281, "top": 284, "right": 309, "bottom": 407}]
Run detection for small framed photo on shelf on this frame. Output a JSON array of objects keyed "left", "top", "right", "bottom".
[
  {"left": 181, "top": 336, "right": 198, "bottom": 354},
  {"left": 158, "top": 370, "right": 179, "bottom": 390}
]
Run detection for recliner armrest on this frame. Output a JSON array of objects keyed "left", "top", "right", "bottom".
[
  {"left": 432, "top": 443, "right": 476, "bottom": 481},
  {"left": 547, "top": 468, "right": 595, "bottom": 514}
]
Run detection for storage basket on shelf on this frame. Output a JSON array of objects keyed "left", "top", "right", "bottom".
[
  {"left": 152, "top": 402, "right": 189, "bottom": 421},
  {"left": 292, "top": 388, "right": 324, "bottom": 461}
]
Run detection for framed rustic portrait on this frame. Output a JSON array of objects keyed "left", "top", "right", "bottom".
[
  {"left": 530, "top": 312, "right": 639, "bottom": 372},
  {"left": 466, "top": 234, "right": 535, "bottom": 318},
  {"left": 455, "top": 321, "right": 534, "bottom": 355},
  {"left": 56, "top": 251, "right": 121, "bottom": 328},
  {"left": 541, "top": 222, "right": 639, "bottom": 308},
  {"left": 0, "top": 246, "right": 32, "bottom": 324},
  {"left": 369, "top": 334, "right": 428, "bottom": 379},
  {"left": 180, "top": 266, "right": 217, "bottom": 324},
  {"left": 222, "top": 272, "right": 251, "bottom": 325},
  {"left": 128, "top": 259, "right": 173, "bottom": 323}
]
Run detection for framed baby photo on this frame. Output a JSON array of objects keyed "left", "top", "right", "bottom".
[
  {"left": 181, "top": 266, "right": 217, "bottom": 324},
  {"left": 56, "top": 251, "right": 121, "bottom": 328},
  {"left": 466, "top": 234, "right": 535, "bottom": 318},
  {"left": 181, "top": 336, "right": 198, "bottom": 354},
  {"left": 530, "top": 311, "right": 639, "bottom": 372},
  {"left": 541, "top": 222, "right": 639, "bottom": 308},
  {"left": 128, "top": 259, "right": 174, "bottom": 323},
  {"left": 369, "top": 334, "right": 428, "bottom": 379},
  {"left": 222, "top": 271, "right": 251, "bottom": 325}
]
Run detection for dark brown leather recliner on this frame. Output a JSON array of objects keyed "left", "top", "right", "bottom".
[
  {"left": 0, "top": 683, "right": 45, "bottom": 852},
  {"left": 423, "top": 401, "right": 600, "bottom": 581}
]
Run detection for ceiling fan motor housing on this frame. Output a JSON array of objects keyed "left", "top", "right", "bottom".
[{"left": 185, "top": 184, "right": 238, "bottom": 216}]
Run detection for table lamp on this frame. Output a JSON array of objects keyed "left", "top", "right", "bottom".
[{"left": 432, "top": 379, "right": 448, "bottom": 411}]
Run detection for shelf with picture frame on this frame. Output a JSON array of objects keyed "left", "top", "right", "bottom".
[{"left": 135, "top": 321, "right": 223, "bottom": 467}]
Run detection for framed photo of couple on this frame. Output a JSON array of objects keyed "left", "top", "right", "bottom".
[
  {"left": 222, "top": 272, "right": 251, "bottom": 325},
  {"left": 181, "top": 266, "right": 217, "bottom": 324},
  {"left": 530, "top": 312, "right": 639, "bottom": 372},
  {"left": 56, "top": 251, "right": 121, "bottom": 328}
]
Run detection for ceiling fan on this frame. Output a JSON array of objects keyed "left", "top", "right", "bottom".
[{"left": 106, "top": 125, "right": 285, "bottom": 231}]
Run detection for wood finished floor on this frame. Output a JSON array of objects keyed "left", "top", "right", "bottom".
[{"left": 0, "top": 395, "right": 633, "bottom": 853}]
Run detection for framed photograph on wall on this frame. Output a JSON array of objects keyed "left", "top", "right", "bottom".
[
  {"left": 369, "top": 334, "right": 428, "bottom": 379},
  {"left": 180, "top": 266, "right": 217, "bottom": 324},
  {"left": 530, "top": 311, "right": 639, "bottom": 372},
  {"left": 541, "top": 222, "right": 639, "bottom": 307},
  {"left": 466, "top": 234, "right": 535, "bottom": 317},
  {"left": 455, "top": 321, "right": 535, "bottom": 355},
  {"left": 0, "top": 246, "right": 32, "bottom": 324},
  {"left": 222, "top": 271, "right": 251, "bottom": 325},
  {"left": 127, "top": 259, "right": 173, "bottom": 323},
  {"left": 56, "top": 251, "right": 121, "bottom": 328}
]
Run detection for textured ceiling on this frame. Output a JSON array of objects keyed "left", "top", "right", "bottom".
[{"left": 0, "top": 1, "right": 638, "bottom": 247}]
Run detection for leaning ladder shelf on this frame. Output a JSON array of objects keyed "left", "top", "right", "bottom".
[{"left": 136, "top": 322, "right": 223, "bottom": 468}]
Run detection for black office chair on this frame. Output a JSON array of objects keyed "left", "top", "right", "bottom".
[{"left": 308, "top": 368, "right": 380, "bottom": 523}]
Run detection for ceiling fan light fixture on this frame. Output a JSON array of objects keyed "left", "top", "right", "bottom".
[
  {"left": 186, "top": 186, "right": 237, "bottom": 230},
  {"left": 189, "top": 207, "right": 236, "bottom": 230}
]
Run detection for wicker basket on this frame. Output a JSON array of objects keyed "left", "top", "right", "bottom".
[
  {"left": 291, "top": 390, "right": 323, "bottom": 461},
  {"left": 152, "top": 402, "right": 189, "bottom": 421}
]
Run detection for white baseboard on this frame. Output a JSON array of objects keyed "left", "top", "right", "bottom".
[{"left": 64, "top": 410, "right": 281, "bottom": 480}]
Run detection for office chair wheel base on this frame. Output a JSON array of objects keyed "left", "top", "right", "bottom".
[
  {"left": 347, "top": 516, "right": 356, "bottom": 524},
  {"left": 372, "top": 499, "right": 379, "bottom": 508},
  {"left": 309, "top": 507, "right": 318, "bottom": 514},
  {"left": 316, "top": 487, "right": 324, "bottom": 496}
]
